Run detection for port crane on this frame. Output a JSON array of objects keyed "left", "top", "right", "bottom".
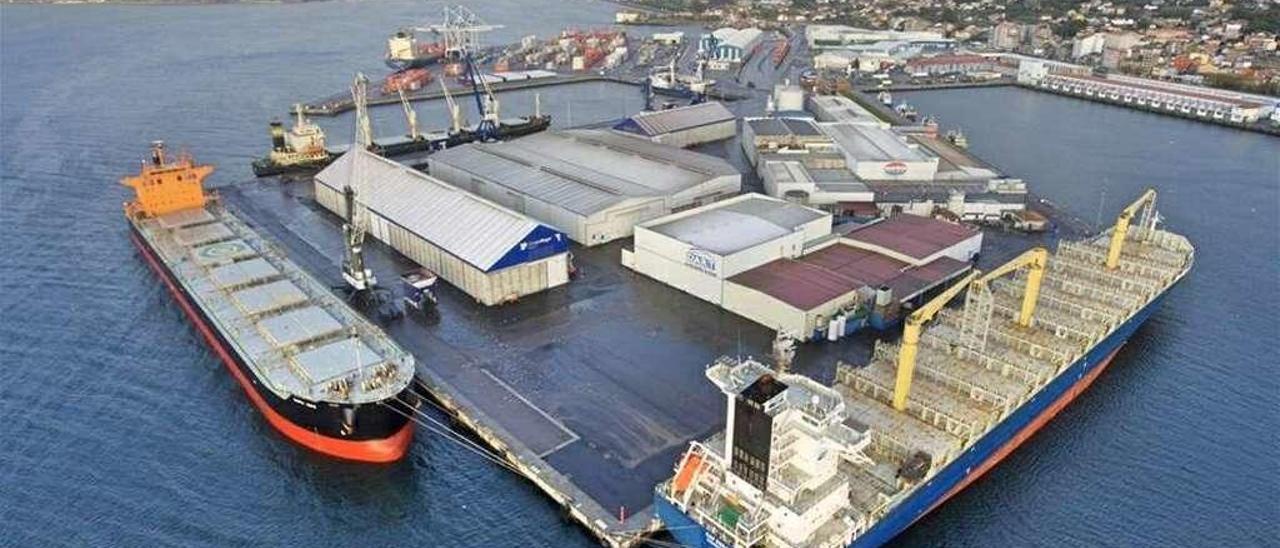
[
  {"left": 341, "top": 73, "right": 377, "bottom": 295},
  {"left": 892, "top": 247, "right": 1048, "bottom": 411},
  {"left": 397, "top": 88, "right": 419, "bottom": 141},
  {"left": 421, "top": 5, "right": 504, "bottom": 141}
]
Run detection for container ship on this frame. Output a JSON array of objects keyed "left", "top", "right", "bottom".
[
  {"left": 655, "top": 188, "right": 1194, "bottom": 546},
  {"left": 124, "top": 142, "right": 418, "bottom": 463}
]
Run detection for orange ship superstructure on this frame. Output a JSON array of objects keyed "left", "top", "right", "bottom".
[{"left": 121, "top": 142, "right": 213, "bottom": 218}]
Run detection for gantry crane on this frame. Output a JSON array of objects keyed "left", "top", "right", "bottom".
[
  {"left": 1105, "top": 188, "right": 1158, "bottom": 270},
  {"left": 892, "top": 247, "right": 1048, "bottom": 411},
  {"left": 421, "top": 5, "right": 504, "bottom": 141}
]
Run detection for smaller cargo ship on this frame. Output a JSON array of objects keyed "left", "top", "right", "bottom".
[
  {"left": 251, "top": 105, "right": 335, "bottom": 177},
  {"left": 386, "top": 29, "right": 446, "bottom": 71},
  {"left": 253, "top": 84, "right": 552, "bottom": 178},
  {"left": 125, "top": 141, "right": 418, "bottom": 462},
  {"left": 648, "top": 59, "right": 715, "bottom": 98}
]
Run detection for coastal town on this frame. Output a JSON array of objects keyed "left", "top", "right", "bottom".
[{"left": 616, "top": 0, "right": 1279, "bottom": 96}]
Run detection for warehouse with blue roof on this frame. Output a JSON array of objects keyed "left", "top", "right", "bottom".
[{"left": 314, "top": 148, "right": 571, "bottom": 306}]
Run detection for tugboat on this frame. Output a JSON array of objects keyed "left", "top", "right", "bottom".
[{"left": 251, "top": 105, "right": 334, "bottom": 177}]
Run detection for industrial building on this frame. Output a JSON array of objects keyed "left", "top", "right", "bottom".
[
  {"left": 820, "top": 122, "right": 939, "bottom": 181},
  {"left": 904, "top": 54, "right": 997, "bottom": 76},
  {"left": 806, "top": 26, "right": 955, "bottom": 69},
  {"left": 770, "top": 83, "right": 806, "bottom": 113},
  {"left": 703, "top": 27, "right": 763, "bottom": 65},
  {"left": 622, "top": 194, "right": 830, "bottom": 305},
  {"left": 806, "top": 25, "right": 949, "bottom": 49},
  {"left": 742, "top": 109, "right": 1029, "bottom": 222},
  {"left": 426, "top": 129, "right": 741, "bottom": 246},
  {"left": 622, "top": 194, "right": 979, "bottom": 340},
  {"left": 725, "top": 235, "right": 974, "bottom": 338},
  {"left": 612, "top": 102, "right": 737, "bottom": 147},
  {"left": 740, "top": 117, "right": 839, "bottom": 167},
  {"left": 314, "top": 149, "right": 571, "bottom": 306},
  {"left": 761, "top": 160, "right": 876, "bottom": 216},
  {"left": 765, "top": 215, "right": 982, "bottom": 331},
  {"left": 651, "top": 31, "right": 683, "bottom": 45},
  {"left": 807, "top": 94, "right": 889, "bottom": 128},
  {"left": 1019, "top": 62, "right": 1270, "bottom": 123}
]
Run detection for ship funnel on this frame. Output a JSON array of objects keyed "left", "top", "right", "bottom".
[{"left": 269, "top": 121, "right": 286, "bottom": 151}]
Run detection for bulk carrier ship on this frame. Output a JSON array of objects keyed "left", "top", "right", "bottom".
[
  {"left": 655, "top": 189, "right": 1194, "bottom": 547},
  {"left": 124, "top": 142, "right": 418, "bottom": 463}
]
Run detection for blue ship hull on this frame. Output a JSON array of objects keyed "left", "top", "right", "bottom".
[{"left": 655, "top": 289, "right": 1173, "bottom": 547}]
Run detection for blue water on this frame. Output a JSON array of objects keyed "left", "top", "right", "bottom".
[{"left": 1, "top": 3, "right": 1276, "bottom": 547}]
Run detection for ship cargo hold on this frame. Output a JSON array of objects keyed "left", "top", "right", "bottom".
[
  {"left": 124, "top": 142, "right": 418, "bottom": 463},
  {"left": 654, "top": 188, "right": 1193, "bottom": 546}
]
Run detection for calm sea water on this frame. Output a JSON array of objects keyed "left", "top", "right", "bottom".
[{"left": 1, "top": 3, "right": 1276, "bottom": 546}]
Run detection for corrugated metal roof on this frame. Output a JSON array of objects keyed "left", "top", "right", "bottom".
[
  {"left": 821, "top": 123, "right": 931, "bottom": 162},
  {"left": 616, "top": 102, "right": 735, "bottom": 136},
  {"left": 729, "top": 243, "right": 971, "bottom": 310},
  {"left": 317, "top": 149, "right": 550, "bottom": 272},
  {"left": 720, "top": 27, "right": 762, "bottom": 49},
  {"left": 747, "top": 117, "right": 825, "bottom": 138},
  {"left": 646, "top": 194, "right": 827, "bottom": 255},
  {"left": 845, "top": 214, "right": 978, "bottom": 260},
  {"left": 808, "top": 95, "right": 883, "bottom": 125},
  {"left": 427, "top": 129, "right": 738, "bottom": 218}
]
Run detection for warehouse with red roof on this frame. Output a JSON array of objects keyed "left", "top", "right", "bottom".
[{"left": 723, "top": 214, "right": 981, "bottom": 339}]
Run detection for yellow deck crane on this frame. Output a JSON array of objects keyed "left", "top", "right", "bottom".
[
  {"left": 892, "top": 247, "right": 1049, "bottom": 411},
  {"left": 1106, "top": 188, "right": 1158, "bottom": 270}
]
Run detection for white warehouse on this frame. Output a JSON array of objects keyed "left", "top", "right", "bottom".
[
  {"left": 819, "top": 122, "right": 939, "bottom": 181},
  {"left": 314, "top": 149, "right": 571, "bottom": 306},
  {"left": 426, "top": 129, "right": 741, "bottom": 247},
  {"left": 621, "top": 194, "right": 830, "bottom": 305}
]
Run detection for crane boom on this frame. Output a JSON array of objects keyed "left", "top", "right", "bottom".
[
  {"left": 1106, "top": 188, "right": 1157, "bottom": 270},
  {"left": 892, "top": 246, "right": 1050, "bottom": 411},
  {"left": 439, "top": 80, "right": 464, "bottom": 133},
  {"left": 971, "top": 246, "right": 1047, "bottom": 327},
  {"left": 398, "top": 89, "right": 419, "bottom": 140},
  {"left": 893, "top": 271, "right": 978, "bottom": 411}
]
